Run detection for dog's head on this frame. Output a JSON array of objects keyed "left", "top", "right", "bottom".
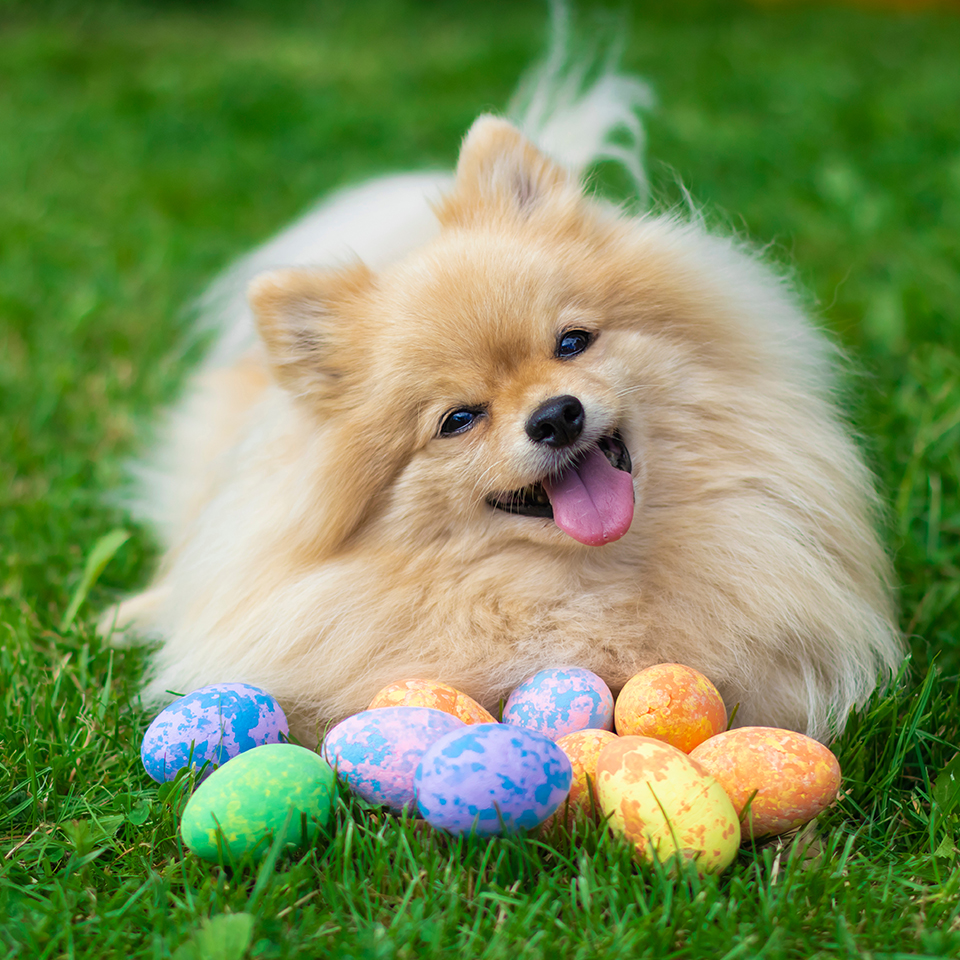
[{"left": 247, "top": 116, "right": 778, "bottom": 560}]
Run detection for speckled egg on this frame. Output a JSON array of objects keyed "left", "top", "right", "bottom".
[
  {"left": 368, "top": 679, "right": 496, "bottom": 724},
  {"left": 180, "top": 743, "right": 336, "bottom": 862},
  {"left": 503, "top": 667, "right": 614, "bottom": 741},
  {"left": 141, "top": 683, "right": 288, "bottom": 783},
  {"left": 552, "top": 729, "right": 620, "bottom": 823},
  {"left": 322, "top": 707, "right": 465, "bottom": 814},
  {"left": 689, "top": 727, "right": 842, "bottom": 839},
  {"left": 415, "top": 723, "right": 573, "bottom": 835},
  {"left": 597, "top": 735, "right": 741, "bottom": 875},
  {"left": 614, "top": 664, "right": 726, "bottom": 753}
]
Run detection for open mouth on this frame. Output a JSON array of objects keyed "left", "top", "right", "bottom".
[{"left": 486, "top": 433, "right": 635, "bottom": 546}]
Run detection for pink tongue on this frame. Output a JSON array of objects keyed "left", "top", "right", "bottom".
[{"left": 542, "top": 444, "right": 635, "bottom": 546}]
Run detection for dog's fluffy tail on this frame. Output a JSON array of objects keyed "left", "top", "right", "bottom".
[{"left": 508, "top": 0, "right": 654, "bottom": 197}]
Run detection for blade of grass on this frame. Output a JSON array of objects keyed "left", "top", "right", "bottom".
[{"left": 59, "top": 529, "right": 131, "bottom": 632}]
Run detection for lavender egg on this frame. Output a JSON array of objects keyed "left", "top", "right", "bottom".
[
  {"left": 415, "top": 723, "right": 573, "bottom": 835},
  {"left": 322, "top": 707, "right": 465, "bottom": 814},
  {"left": 141, "top": 683, "right": 288, "bottom": 783},
  {"left": 502, "top": 667, "right": 614, "bottom": 741}
]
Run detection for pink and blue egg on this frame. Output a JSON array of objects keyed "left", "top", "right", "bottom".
[
  {"left": 141, "top": 682, "right": 288, "bottom": 783},
  {"left": 414, "top": 723, "right": 573, "bottom": 835},
  {"left": 502, "top": 667, "right": 614, "bottom": 741},
  {"left": 322, "top": 706, "right": 465, "bottom": 814}
]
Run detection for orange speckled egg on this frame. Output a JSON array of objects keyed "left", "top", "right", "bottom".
[
  {"left": 368, "top": 679, "right": 496, "bottom": 725},
  {"left": 596, "top": 736, "right": 740, "bottom": 874},
  {"left": 553, "top": 729, "right": 620, "bottom": 822},
  {"left": 689, "top": 727, "right": 841, "bottom": 839},
  {"left": 614, "top": 664, "right": 726, "bottom": 753}
]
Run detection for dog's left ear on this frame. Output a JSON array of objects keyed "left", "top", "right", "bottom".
[
  {"left": 437, "top": 115, "right": 575, "bottom": 226},
  {"left": 249, "top": 264, "right": 372, "bottom": 402}
]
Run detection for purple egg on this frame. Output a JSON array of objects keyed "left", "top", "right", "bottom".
[
  {"left": 322, "top": 707, "right": 465, "bottom": 814},
  {"left": 415, "top": 723, "right": 572, "bottom": 835},
  {"left": 503, "top": 667, "right": 614, "bottom": 740},
  {"left": 141, "top": 683, "right": 288, "bottom": 783}
]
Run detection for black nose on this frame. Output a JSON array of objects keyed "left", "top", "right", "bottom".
[{"left": 525, "top": 395, "right": 585, "bottom": 447}]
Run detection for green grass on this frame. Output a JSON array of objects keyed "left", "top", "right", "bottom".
[{"left": 2, "top": 1, "right": 960, "bottom": 957}]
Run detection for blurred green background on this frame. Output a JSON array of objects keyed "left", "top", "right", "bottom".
[{"left": 2, "top": 3, "right": 960, "bottom": 957}]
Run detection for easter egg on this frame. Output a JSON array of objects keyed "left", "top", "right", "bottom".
[
  {"left": 689, "top": 727, "right": 842, "bottom": 839},
  {"left": 368, "top": 679, "right": 496, "bottom": 724},
  {"left": 596, "top": 735, "right": 740, "bottom": 874},
  {"left": 553, "top": 728, "right": 620, "bottom": 823},
  {"left": 141, "top": 683, "right": 288, "bottom": 783},
  {"left": 503, "top": 667, "right": 614, "bottom": 741},
  {"left": 180, "top": 743, "right": 335, "bottom": 862},
  {"left": 322, "top": 707, "right": 465, "bottom": 814},
  {"left": 415, "top": 723, "right": 573, "bottom": 835},
  {"left": 614, "top": 664, "right": 726, "bottom": 753}
]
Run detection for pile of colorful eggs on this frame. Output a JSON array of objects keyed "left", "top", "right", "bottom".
[{"left": 141, "top": 666, "right": 842, "bottom": 874}]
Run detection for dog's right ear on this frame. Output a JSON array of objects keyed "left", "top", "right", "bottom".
[
  {"left": 436, "top": 115, "right": 575, "bottom": 227},
  {"left": 249, "top": 265, "right": 372, "bottom": 400}
]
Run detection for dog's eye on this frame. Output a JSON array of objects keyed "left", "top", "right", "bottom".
[
  {"left": 439, "top": 407, "right": 483, "bottom": 436},
  {"left": 556, "top": 329, "right": 594, "bottom": 359}
]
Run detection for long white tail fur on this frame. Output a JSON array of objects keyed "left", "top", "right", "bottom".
[{"left": 508, "top": 0, "right": 653, "bottom": 195}]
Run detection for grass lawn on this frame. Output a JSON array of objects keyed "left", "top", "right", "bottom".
[{"left": 2, "top": 0, "right": 960, "bottom": 956}]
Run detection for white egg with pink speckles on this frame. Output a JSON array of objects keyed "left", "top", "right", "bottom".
[{"left": 141, "top": 683, "right": 288, "bottom": 783}]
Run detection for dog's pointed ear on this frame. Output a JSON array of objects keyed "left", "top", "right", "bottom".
[
  {"left": 436, "top": 115, "right": 574, "bottom": 226},
  {"left": 249, "top": 265, "right": 372, "bottom": 399}
]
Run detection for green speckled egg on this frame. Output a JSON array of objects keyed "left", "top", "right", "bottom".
[{"left": 180, "top": 743, "right": 336, "bottom": 862}]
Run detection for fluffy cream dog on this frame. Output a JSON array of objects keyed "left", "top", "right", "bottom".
[{"left": 115, "top": 47, "right": 902, "bottom": 745}]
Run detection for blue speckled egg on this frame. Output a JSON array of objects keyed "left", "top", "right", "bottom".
[
  {"left": 180, "top": 743, "right": 336, "bottom": 863},
  {"left": 414, "top": 723, "right": 573, "bottom": 835},
  {"left": 322, "top": 706, "right": 465, "bottom": 814},
  {"left": 502, "top": 667, "right": 614, "bottom": 741},
  {"left": 141, "top": 683, "right": 288, "bottom": 783}
]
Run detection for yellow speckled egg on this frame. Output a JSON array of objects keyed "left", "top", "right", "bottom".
[
  {"left": 596, "top": 735, "right": 740, "bottom": 874},
  {"left": 689, "top": 727, "right": 841, "bottom": 839},
  {"left": 550, "top": 729, "right": 620, "bottom": 824},
  {"left": 368, "top": 679, "right": 496, "bottom": 725},
  {"left": 614, "top": 664, "right": 726, "bottom": 753}
]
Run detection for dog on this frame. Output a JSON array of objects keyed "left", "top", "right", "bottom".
[{"left": 113, "top": 37, "right": 902, "bottom": 747}]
